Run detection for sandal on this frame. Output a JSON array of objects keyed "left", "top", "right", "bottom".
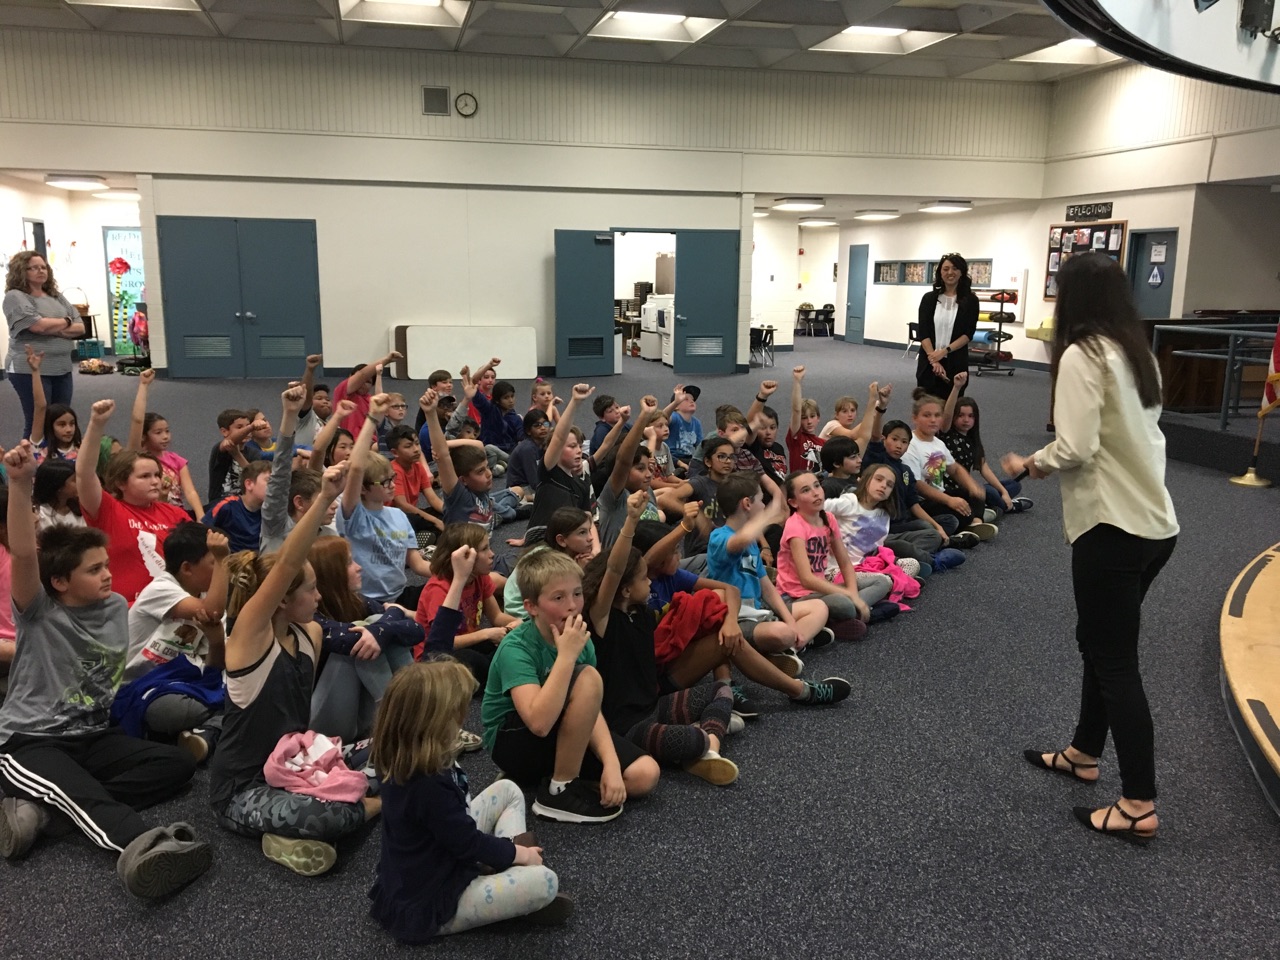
[
  {"left": 1072, "top": 803, "right": 1157, "bottom": 845},
  {"left": 1023, "top": 749, "right": 1098, "bottom": 783}
]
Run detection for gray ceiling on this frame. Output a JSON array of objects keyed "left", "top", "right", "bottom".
[{"left": 0, "top": 0, "right": 1121, "bottom": 80}]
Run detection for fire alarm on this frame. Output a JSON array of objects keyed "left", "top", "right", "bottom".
[{"left": 798, "top": 248, "right": 805, "bottom": 255}]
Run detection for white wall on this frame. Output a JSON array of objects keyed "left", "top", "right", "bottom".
[
  {"left": 1183, "top": 185, "right": 1280, "bottom": 312},
  {"left": 144, "top": 178, "right": 739, "bottom": 369},
  {"left": 835, "top": 186, "right": 1199, "bottom": 365},
  {"left": 613, "top": 233, "right": 674, "bottom": 301}
]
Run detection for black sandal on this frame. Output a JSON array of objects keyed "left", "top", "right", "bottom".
[
  {"left": 1072, "top": 803, "right": 1157, "bottom": 845},
  {"left": 1023, "top": 749, "right": 1098, "bottom": 783}
]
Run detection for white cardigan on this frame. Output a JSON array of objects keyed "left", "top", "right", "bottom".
[{"left": 1032, "top": 338, "right": 1179, "bottom": 545}]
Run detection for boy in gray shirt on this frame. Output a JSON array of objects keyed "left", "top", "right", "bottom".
[{"left": 0, "top": 439, "right": 213, "bottom": 899}]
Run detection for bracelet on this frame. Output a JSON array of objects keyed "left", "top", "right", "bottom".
[
  {"left": 680, "top": 521, "right": 694, "bottom": 533},
  {"left": 366, "top": 414, "right": 378, "bottom": 425},
  {"left": 755, "top": 395, "right": 768, "bottom": 403},
  {"left": 875, "top": 406, "right": 888, "bottom": 413},
  {"left": 618, "top": 530, "right": 634, "bottom": 538}
]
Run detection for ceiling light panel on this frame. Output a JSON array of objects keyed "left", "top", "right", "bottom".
[
  {"left": 67, "top": 0, "right": 201, "bottom": 9},
  {"left": 589, "top": 12, "right": 724, "bottom": 43},
  {"left": 811, "top": 30, "right": 954, "bottom": 55},
  {"left": 919, "top": 200, "right": 972, "bottom": 213},
  {"left": 345, "top": 0, "right": 464, "bottom": 27},
  {"left": 853, "top": 210, "right": 900, "bottom": 220},
  {"left": 799, "top": 217, "right": 838, "bottom": 227},
  {"left": 771, "top": 197, "right": 825, "bottom": 212},
  {"left": 93, "top": 190, "right": 143, "bottom": 201},
  {"left": 46, "top": 174, "right": 107, "bottom": 190}
]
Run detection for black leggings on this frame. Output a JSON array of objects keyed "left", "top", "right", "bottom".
[{"left": 1068, "top": 524, "right": 1176, "bottom": 801}]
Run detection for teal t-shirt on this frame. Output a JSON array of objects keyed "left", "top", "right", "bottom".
[{"left": 480, "top": 618, "right": 596, "bottom": 752}]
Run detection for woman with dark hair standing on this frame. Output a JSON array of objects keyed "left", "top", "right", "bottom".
[
  {"left": 915, "top": 254, "right": 979, "bottom": 396},
  {"left": 4, "top": 252, "right": 85, "bottom": 436},
  {"left": 1004, "top": 252, "right": 1178, "bottom": 844}
]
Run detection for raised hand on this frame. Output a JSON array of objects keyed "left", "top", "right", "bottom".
[
  {"left": 617, "top": 404, "right": 632, "bottom": 422},
  {"left": 380, "top": 350, "right": 404, "bottom": 365},
  {"left": 572, "top": 383, "right": 594, "bottom": 401},
  {"left": 954, "top": 371, "right": 968, "bottom": 390},
  {"left": 321, "top": 462, "right": 348, "bottom": 500},
  {"left": 878, "top": 383, "right": 893, "bottom": 403},
  {"left": 305, "top": 353, "right": 323, "bottom": 371},
  {"left": 2, "top": 440, "right": 37, "bottom": 481},
  {"left": 281, "top": 382, "right": 305, "bottom": 413},
  {"left": 682, "top": 500, "right": 701, "bottom": 528},
  {"left": 336, "top": 399, "right": 357, "bottom": 420},
  {"left": 625, "top": 488, "right": 648, "bottom": 519},
  {"left": 450, "top": 544, "right": 477, "bottom": 581},
  {"left": 759, "top": 379, "right": 778, "bottom": 396},
  {"left": 90, "top": 399, "right": 115, "bottom": 424},
  {"left": 418, "top": 389, "right": 438, "bottom": 412},
  {"left": 138, "top": 368, "right": 156, "bottom": 386},
  {"left": 793, "top": 365, "right": 806, "bottom": 380},
  {"left": 24, "top": 344, "right": 44, "bottom": 373},
  {"left": 206, "top": 529, "right": 231, "bottom": 560},
  {"left": 368, "top": 392, "right": 392, "bottom": 419},
  {"left": 639, "top": 395, "right": 658, "bottom": 418}
]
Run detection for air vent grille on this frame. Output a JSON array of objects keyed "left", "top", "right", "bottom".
[
  {"left": 567, "top": 336, "right": 605, "bottom": 359},
  {"left": 185, "top": 336, "right": 232, "bottom": 358},
  {"left": 422, "top": 86, "right": 450, "bottom": 116},
  {"left": 685, "top": 336, "right": 724, "bottom": 357}
]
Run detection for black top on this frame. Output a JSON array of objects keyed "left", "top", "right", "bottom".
[
  {"left": 593, "top": 607, "right": 659, "bottom": 736},
  {"left": 527, "top": 461, "right": 591, "bottom": 529},
  {"left": 915, "top": 290, "right": 979, "bottom": 395}
]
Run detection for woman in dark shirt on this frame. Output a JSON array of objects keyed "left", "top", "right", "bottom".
[{"left": 915, "top": 254, "right": 979, "bottom": 396}]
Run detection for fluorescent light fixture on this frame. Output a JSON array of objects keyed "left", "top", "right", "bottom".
[
  {"left": 67, "top": 0, "right": 200, "bottom": 9},
  {"left": 853, "top": 210, "right": 900, "bottom": 221},
  {"left": 45, "top": 174, "right": 106, "bottom": 191},
  {"left": 799, "top": 218, "right": 838, "bottom": 227},
  {"left": 919, "top": 200, "right": 972, "bottom": 214},
  {"left": 753, "top": 209, "right": 770, "bottom": 218},
  {"left": 346, "top": 0, "right": 459, "bottom": 27},
  {"left": 1014, "top": 39, "right": 1121, "bottom": 64},
  {"left": 612, "top": 11, "right": 684, "bottom": 24},
  {"left": 590, "top": 13, "right": 723, "bottom": 42},
  {"left": 1062, "top": 37, "right": 1096, "bottom": 46},
  {"left": 842, "top": 25, "right": 906, "bottom": 36},
  {"left": 92, "top": 190, "right": 142, "bottom": 201},
  {"left": 771, "top": 197, "right": 825, "bottom": 212}
]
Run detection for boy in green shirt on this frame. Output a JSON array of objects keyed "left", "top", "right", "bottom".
[{"left": 482, "top": 550, "right": 659, "bottom": 824}]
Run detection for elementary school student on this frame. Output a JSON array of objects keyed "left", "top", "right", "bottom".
[
  {"left": 668, "top": 384, "right": 703, "bottom": 472},
  {"left": 785, "top": 365, "right": 825, "bottom": 474},
  {"left": 207, "top": 407, "right": 259, "bottom": 505},
  {"left": 202, "top": 460, "right": 271, "bottom": 554},
  {"left": 386, "top": 425, "right": 444, "bottom": 536},
  {"left": 589, "top": 394, "right": 632, "bottom": 453},
  {"left": 480, "top": 549, "right": 660, "bottom": 823},
  {"left": 0, "top": 440, "right": 211, "bottom": 898}
]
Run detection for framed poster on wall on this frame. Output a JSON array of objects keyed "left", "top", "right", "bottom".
[
  {"left": 1044, "top": 220, "right": 1126, "bottom": 300},
  {"left": 103, "top": 226, "right": 145, "bottom": 344}
]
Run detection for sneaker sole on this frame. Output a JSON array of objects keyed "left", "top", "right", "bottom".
[
  {"left": 0, "top": 803, "right": 32, "bottom": 860},
  {"left": 531, "top": 800, "right": 624, "bottom": 825},
  {"left": 455, "top": 733, "right": 484, "bottom": 753},
  {"left": 177, "top": 730, "right": 209, "bottom": 764},
  {"left": 830, "top": 620, "right": 868, "bottom": 642},
  {"left": 683, "top": 755, "right": 739, "bottom": 786},
  {"left": 969, "top": 522, "right": 998, "bottom": 541},
  {"left": 261, "top": 834, "right": 337, "bottom": 876},
  {"left": 123, "top": 842, "right": 214, "bottom": 899},
  {"left": 766, "top": 653, "right": 804, "bottom": 678}
]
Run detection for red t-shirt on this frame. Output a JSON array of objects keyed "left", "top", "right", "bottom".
[
  {"left": 413, "top": 574, "right": 495, "bottom": 660},
  {"left": 332, "top": 378, "right": 371, "bottom": 437},
  {"left": 392, "top": 459, "right": 432, "bottom": 506},
  {"left": 84, "top": 494, "right": 190, "bottom": 604},
  {"left": 786, "top": 429, "right": 825, "bottom": 473}
]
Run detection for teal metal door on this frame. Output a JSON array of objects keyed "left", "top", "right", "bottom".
[
  {"left": 844, "top": 244, "right": 869, "bottom": 343},
  {"left": 554, "top": 230, "right": 616, "bottom": 378},
  {"left": 672, "top": 230, "right": 738, "bottom": 375},
  {"left": 158, "top": 216, "right": 244, "bottom": 378},
  {"left": 237, "top": 219, "right": 322, "bottom": 378},
  {"left": 1128, "top": 230, "right": 1178, "bottom": 320}
]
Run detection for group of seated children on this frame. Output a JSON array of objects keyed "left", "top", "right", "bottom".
[{"left": 0, "top": 348, "right": 1029, "bottom": 943}]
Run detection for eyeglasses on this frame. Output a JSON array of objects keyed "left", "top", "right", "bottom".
[
  {"left": 711, "top": 453, "right": 734, "bottom": 462},
  {"left": 367, "top": 477, "right": 396, "bottom": 489},
  {"left": 389, "top": 403, "right": 408, "bottom": 409}
]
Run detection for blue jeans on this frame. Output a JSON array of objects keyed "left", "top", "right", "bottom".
[
  {"left": 9, "top": 371, "right": 73, "bottom": 437},
  {"left": 984, "top": 476, "right": 1023, "bottom": 513},
  {"left": 491, "top": 488, "right": 521, "bottom": 523}
]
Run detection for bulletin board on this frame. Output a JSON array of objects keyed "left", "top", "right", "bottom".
[{"left": 1044, "top": 220, "right": 1126, "bottom": 300}]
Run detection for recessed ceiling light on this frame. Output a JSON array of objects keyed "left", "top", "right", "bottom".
[
  {"left": 800, "top": 218, "right": 838, "bottom": 227},
  {"left": 853, "top": 210, "right": 900, "bottom": 221},
  {"left": 1062, "top": 37, "right": 1096, "bottom": 46},
  {"left": 753, "top": 209, "right": 770, "bottom": 218},
  {"left": 45, "top": 174, "right": 106, "bottom": 191},
  {"left": 842, "top": 25, "right": 906, "bottom": 36},
  {"left": 92, "top": 190, "right": 142, "bottom": 201},
  {"left": 771, "top": 197, "right": 825, "bottom": 212},
  {"left": 919, "top": 200, "right": 972, "bottom": 214},
  {"left": 66, "top": 0, "right": 201, "bottom": 9},
  {"left": 612, "top": 11, "right": 685, "bottom": 24}
]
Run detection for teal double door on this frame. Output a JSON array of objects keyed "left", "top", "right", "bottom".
[
  {"left": 157, "top": 216, "right": 322, "bottom": 378},
  {"left": 554, "top": 228, "right": 739, "bottom": 377}
]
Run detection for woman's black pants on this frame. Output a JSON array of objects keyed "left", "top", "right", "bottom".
[{"left": 1068, "top": 523, "right": 1176, "bottom": 801}]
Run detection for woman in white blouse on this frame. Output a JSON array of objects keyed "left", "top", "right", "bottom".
[
  {"left": 1004, "top": 252, "right": 1178, "bottom": 845},
  {"left": 915, "top": 253, "right": 979, "bottom": 396}
]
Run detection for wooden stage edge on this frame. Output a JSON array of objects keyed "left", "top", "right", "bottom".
[{"left": 1220, "top": 541, "right": 1280, "bottom": 819}]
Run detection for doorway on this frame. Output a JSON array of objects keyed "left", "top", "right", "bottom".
[
  {"left": 844, "top": 244, "right": 869, "bottom": 343},
  {"left": 157, "top": 216, "right": 323, "bottom": 378},
  {"left": 1128, "top": 229, "right": 1178, "bottom": 320},
  {"left": 553, "top": 228, "right": 739, "bottom": 377}
]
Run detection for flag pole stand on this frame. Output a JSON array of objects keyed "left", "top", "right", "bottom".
[{"left": 1231, "top": 377, "right": 1278, "bottom": 488}]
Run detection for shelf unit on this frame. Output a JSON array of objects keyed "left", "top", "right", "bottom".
[{"left": 971, "top": 288, "right": 1018, "bottom": 377}]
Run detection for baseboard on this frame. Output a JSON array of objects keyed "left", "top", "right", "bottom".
[
  {"left": 863, "top": 339, "right": 1050, "bottom": 372},
  {"left": 774, "top": 344, "right": 794, "bottom": 353}
]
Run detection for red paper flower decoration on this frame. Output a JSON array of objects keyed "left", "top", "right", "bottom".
[{"left": 108, "top": 257, "right": 131, "bottom": 276}]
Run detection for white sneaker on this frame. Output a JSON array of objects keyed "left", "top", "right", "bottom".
[
  {"left": 766, "top": 650, "right": 805, "bottom": 678},
  {"left": 0, "top": 797, "right": 49, "bottom": 860},
  {"left": 727, "top": 713, "right": 746, "bottom": 735},
  {"left": 983, "top": 508, "right": 997, "bottom": 523}
]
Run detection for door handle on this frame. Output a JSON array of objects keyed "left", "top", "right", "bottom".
[
  {"left": 675, "top": 314, "right": 687, "bottom": 325},
  {"left": 234, "top": 312, "right": 242, "bottom": 320},
  {"left": 244, "top": 311, "right": 258, "bottom": 323}
]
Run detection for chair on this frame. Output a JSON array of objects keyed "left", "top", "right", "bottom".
[
  {"left": 903, "top": 321, "right": 922, "bottom": 358},
  {"left": 749, "top": 327, "right": 764, "bottom": 365},
  {"left": 760, "top": 326, "right": 775, "bottom": 366}
]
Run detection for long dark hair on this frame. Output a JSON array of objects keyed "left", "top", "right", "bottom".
[
  {"left": 951, "top": 397, "right": 985, "bottom": 466},
  {"left": 932, "top": 253, "right": 973, "bottom": 299},
  {"left": 1052, "top": 252, "right": 1161, "bottom": 409},
  {"left": 41, "top": 404, "right": 82, "bottom": 454}
]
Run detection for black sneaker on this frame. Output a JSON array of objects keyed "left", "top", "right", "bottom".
[
  {"left": 731, "top": 686, "right": 760, "bottom": 720},
  {"left": 810, "top": 627, "right": 835, "bottom": 649},
  {"left": 532, "top": 779, "right": 623, "bottom": 824},
  {"left": 951, "top": 531, "right": 980, "bottom": 550},
  {"left": 793, "top": 676, "right": 852, "bottom": 705}
]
